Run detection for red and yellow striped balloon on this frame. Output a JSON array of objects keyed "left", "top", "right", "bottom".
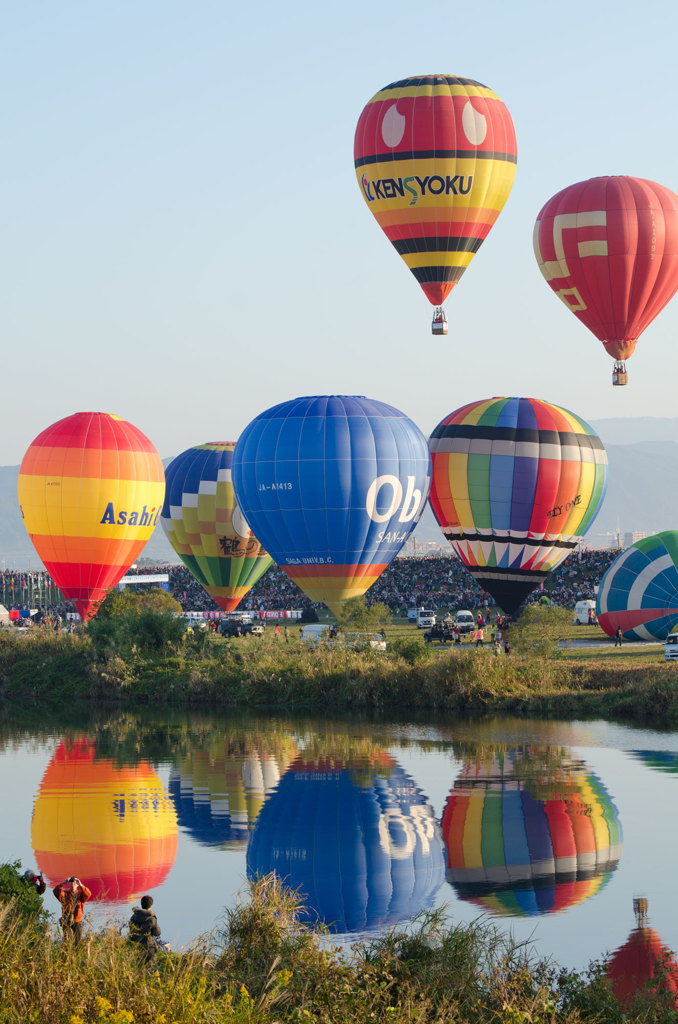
[
  {"left": 354, "top": 75, "right": 517, "bottom": 308},
  {"left": 32, "top": 738, "right": 178, "bottom": 904},
  {"left": 18, "top": 412, "right": 165, "bottom": 621}
]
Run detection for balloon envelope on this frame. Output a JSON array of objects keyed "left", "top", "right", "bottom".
[
  {"left": 232, "top": 396, "right": 430, "bottom": 614},
  {"left": 247, "top": 753, "right": 445, "bottom": 933},
  {"left": 534, "top": 176, "right": 678, "bottom": 363},
  {"left": 596, "top": 532, "right": 678, "bottom": 640},
  {"left": 429, "top": 397, "right": 607, "bottom": 614},
  {"left": 161, "top": 442, "right": 272, "bottom": 611},
  {"left": 18, "top": 412, "right": 165, "bottom": 621},
  {"left": 355, "top": 75, "right": 517, "bottom": 306},
  {"left": 607, "top": 926, "right": 678, "bottom": 1008},
  {"left": 441, "top": 748, "right": 622, "bottom": 917},
  {"left": 168, "top": 736, "right": 298, "bottom": 850},
  {"left": 32, "top": 739, "right": 178, "bottom": 904}
]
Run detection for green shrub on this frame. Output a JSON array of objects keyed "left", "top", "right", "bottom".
[{"left": 0, "top": 862, "right": 48, "bottom": 926}]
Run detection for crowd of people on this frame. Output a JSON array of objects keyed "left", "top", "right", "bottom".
[
  {"left": 0, "top": 547, "right": 621, "bottom": 620},
  {"left": 122, "top": 547, "right": 621, "bottom": 616}
]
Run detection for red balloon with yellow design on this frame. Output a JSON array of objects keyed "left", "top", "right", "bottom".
[
  {"left": 18, "top": 412, "right": 165, "bottom": 621},
  {"left": 354, "top": 75, "right": 517, "bottom": 334},
  {"left": 533, "top": 176, "right": 678, "bottom": 385}
]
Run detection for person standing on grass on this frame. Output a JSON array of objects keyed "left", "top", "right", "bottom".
[
  {"left": 53, "top": 877, "right": 91, "bottom": 944},
  {"left": 129, "top": 895, "right": 162, "bottom": 963},
  {"left": 614, "top": 626, "right": 623, "bottom": 647}
]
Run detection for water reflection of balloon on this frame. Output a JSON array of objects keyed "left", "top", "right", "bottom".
[
  {"left": 18, "top": 412, "right": 165, "bottom": 621},
  {"left": 354, "top": 75, "right": 517, "bottom": 334},
  {"left": 441, "top": 747, "right": 622, "bottom": 916},
  {"left": 607, "top": 898, "right": 678, "bottom": 1009},
  {"left": 232, "top": 396, "right": 431, "bottom": 616},
  {"left": 168, "top": 736, "right": 298, "bottom": 850},
  {"left": 429, "top": 397, "right": 608, "bottom": 614},
  {"left": 247, "top": 748, "right": 445, "bottom": 933},
  {"left": 596, "top": 532, "right": 678, "bottom": 640},
  {"left": 161, "top": 442, "right": 272, "bottom": 612},
  {"left": 630, "top": 750, "right": 678, "bottom": 774},
  {"left": 32, "top": 739, "right": 177, "bottom": 904},
  {"left": 534, "top": 176, "right": 678, "bottom": 386}
]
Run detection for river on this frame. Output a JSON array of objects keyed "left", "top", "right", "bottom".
[{"left": 1, "top": 709, "right": 676, "bottom": 973}]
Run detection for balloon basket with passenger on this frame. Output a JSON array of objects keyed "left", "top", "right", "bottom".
[
  {"left": 612, "top": 360, "right": 628, "bottom": 386},
  {"left": 431, "top": 307, "right": 448, "bottom": 336}
]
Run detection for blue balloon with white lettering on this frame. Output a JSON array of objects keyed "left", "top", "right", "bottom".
[
  {"left": 232, "top": 396, "right": 431, "bottom": 613},
  {"left": 246, "top": 753, "right": 445, "bottom": 933}
]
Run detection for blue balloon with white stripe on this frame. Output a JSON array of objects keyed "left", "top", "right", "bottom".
[{"left": 597, "top": 531, "right": 678, "bottom": 640}]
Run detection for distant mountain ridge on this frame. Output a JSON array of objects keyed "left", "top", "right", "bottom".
[{"left": 4, "top": 419, "right": 677, "bottom": 568}]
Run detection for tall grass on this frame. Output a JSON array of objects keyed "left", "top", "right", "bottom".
[
  {"left": 0, "top": 876, "right": 661, "bottom": 1024},
  {"left": 0, "top": 622, "right": 677, "bottom": 722}
]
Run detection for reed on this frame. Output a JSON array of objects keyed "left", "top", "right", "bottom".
[
  {"left": 0, "top": 876, "right": 658, "bottom": 1024},
  {"left": 0, "top": 621, "right": 677, "bottom": 723}
]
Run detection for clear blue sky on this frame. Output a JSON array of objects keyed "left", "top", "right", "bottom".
[{"left": 3, "top": 0, "right": 678, "bottom": 465}]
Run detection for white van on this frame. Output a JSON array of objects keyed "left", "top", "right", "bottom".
[
  {"left": 665, "top": 634, "right": 678, "bottom": 660},
  {"left": 416, "top": 609, "right": 436, "bottom": 629},
  {"left": 573, "top": 600, "right": 597, "bottom": 625},
  {"left": 300, "top": 624, "right": 332, "bottom": 646},
  {"left": 453, "top": 610, "right": 475, "bottom": 634}
]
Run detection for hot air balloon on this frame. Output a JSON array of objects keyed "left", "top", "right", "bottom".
[
  {"left": 355, "top": 75, "right": 517, "bottom": 335},
  {"left": 168, "top": 734, "right": 298, "bottom": 850},
  {"left": 32, "top": 738, "right": 178, "bottom": 904},
  {"left": 247, "top": 743, "right": 445, "bottom": 933},
  {"left": 18, "top": 412, "right": 165, "bottom": 621},
  {"left": 441, "top": 746, "right": 622, "bottom": 917},
  {"left": 429, "top": 397, "right": 608, "bottom": 614},
  {"left": 160, "top": 443, "right": 272, "bottom": 612},
  {"left": 607, "top": 898, "right": 678, "bottom": 1010},
  {"left": 533, "top": 176, "right": 678, "bottom": 385},
  {"left": 232, "top": 396, "right": 430, "bottom": 616},
  {"left": 596, "top": 532, "right": 678, "bottom": 640}
]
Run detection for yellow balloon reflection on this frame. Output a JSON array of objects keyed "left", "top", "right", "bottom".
[{"left": 32, "top": 738, "right": 178, "bottom": 904}]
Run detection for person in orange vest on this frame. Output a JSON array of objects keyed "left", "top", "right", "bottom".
[{"left": 53, "top": 876, "right": 92, "bottom": 944}]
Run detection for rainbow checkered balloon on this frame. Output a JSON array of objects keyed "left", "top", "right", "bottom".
[
  {"left": 429, "top": 397, "right": 607, "bottom": 614},
  {"left": 161, "top": 442, "right": 272, "bottom": 612}
]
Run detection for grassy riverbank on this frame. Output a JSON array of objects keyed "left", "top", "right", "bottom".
[
  {"left": 0, "top": 876, "right": 668, "bottom": 1024},
  {"left": 0, "top": 616, "right": 676, "bottom": 722}
]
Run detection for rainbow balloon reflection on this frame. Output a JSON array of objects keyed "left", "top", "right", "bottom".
[
  {"left": 247, "top": 747, "right": 444, "bottom": 933},
  {"left": 442, "top": 747, "right": 622, "bottom": 916},
  {"left": 169, "top": 736, "right": 298, "bottom": 849},
  {"left": 32, "top": 738, "right": 178, "bottom": 904}
]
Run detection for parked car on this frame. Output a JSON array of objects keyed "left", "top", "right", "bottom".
[
  {"left": 219, "top": 618, "right": 264, "bottom": 637},
  {"left": 453, "top": 610, "right": 475, "bottom": 634},
  {"left": 416, "top": 608, "right": 436, "bottom": 629},
  {"left": 665, "top": 633, "right": 678, "bottom": 660},
  {"left": 424, "top": 623, "right": 455, "bottom": 644}
]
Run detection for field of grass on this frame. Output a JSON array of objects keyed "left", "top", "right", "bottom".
[{"left": 0, "top": 875, "right": 670, "bottom": 1024}]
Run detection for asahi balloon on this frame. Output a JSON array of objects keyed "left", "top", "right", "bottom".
[{"left": 18, "top": 412, "right": 164, "bottom": 621}]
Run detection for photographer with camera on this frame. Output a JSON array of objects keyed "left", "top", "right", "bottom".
[
  {"left": 22, "top": 869, "right": 46, "bottom": 895},
  {"left": 53, "top": 876, "right": 92, "bottom": 944}
]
